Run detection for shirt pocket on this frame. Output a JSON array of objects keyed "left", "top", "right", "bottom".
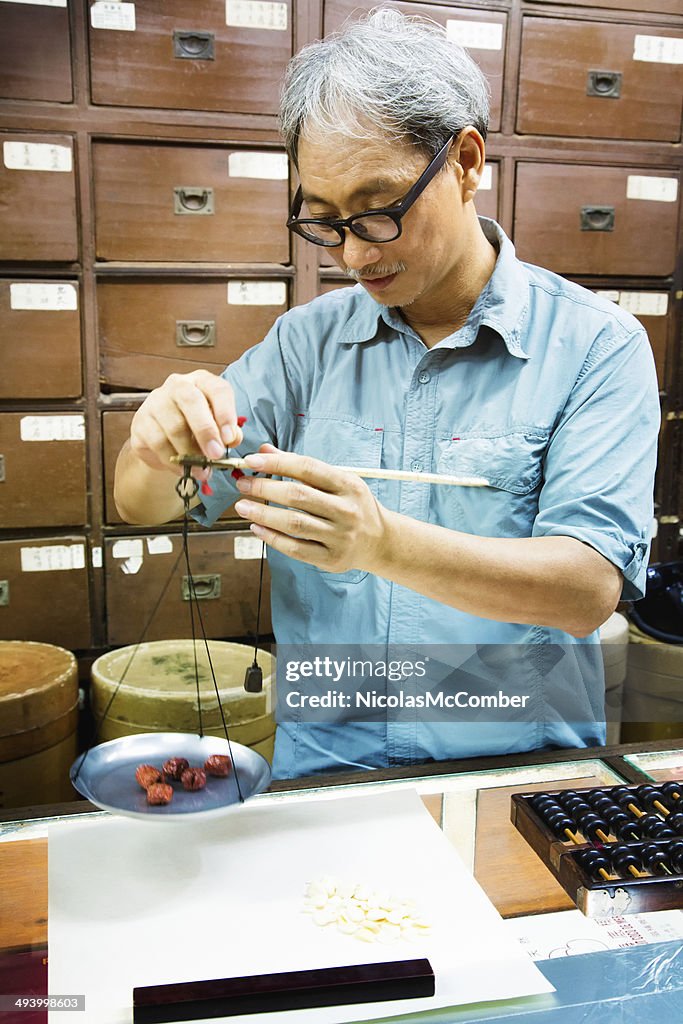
[
  {"left": 437, "top": 431, "right": 548, "bottom": 494},
  {"left": 294, "top": 413, "right": 384, "bottom": 585},
  {"left": 435, "top": 430, "right": 549, "bottom": 537}
]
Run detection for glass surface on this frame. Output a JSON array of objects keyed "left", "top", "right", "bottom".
[{"left": 624, "top": 749, "right": 683, "bottom": 782}]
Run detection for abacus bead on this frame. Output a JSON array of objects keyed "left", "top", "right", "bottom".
[
  {"left": 669, "top": 844, "right": 683, "bottom": 874},
  {"left": 577, "top": 850, "right": 611, "bottom": 878},
  {"left": 668, "top": 813, "right": 683, "bottom": 835},
  {"left": 610, "top": 846, "right": 644, "bottom": 875},
  {"left": 635, "top": 786, "right": 662, "bottom": 811},
  {"left": 638, "top": 814, "right": 664, "bottom": 835},
  {"left": 531, "top": 795, "right": 561, "bottom": 814},
  {"left": 614, "top": 821, "right": 643, "bottom": 841},
  {"left": 582, "top": 818, "right": 610, "bottom": 842},
  {"left": 660, "top": 782, "right": 683, "bottom": 803},
  {"left": 641, "top": 844, "right": 670, "bottom": 873},
  {"left": 648, "top": 824, "right": 676, "bottom": 840}
]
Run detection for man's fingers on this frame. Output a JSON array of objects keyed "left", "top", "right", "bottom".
[
  {"left": 194, "top": 371, "right": 243, "bottom": 449},
  {"left": 243, "top": 446, "right": 354, "bottom": 494}
]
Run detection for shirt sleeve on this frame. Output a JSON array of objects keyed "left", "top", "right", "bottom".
[
  {"left": 190, "top": 317, "right": 295, "bottom": 528},
  {"left": 532, "top": 325, "right": 660, "bottom": 601}
]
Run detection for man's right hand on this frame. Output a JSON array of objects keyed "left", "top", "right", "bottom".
[
  {"left": 114, "top": 370, "right": 243, "bottom": 524},
  {"left": 129, "top": 369, "right": 244, "bottom": 476}
]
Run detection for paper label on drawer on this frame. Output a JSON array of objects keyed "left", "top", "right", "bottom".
[
  {"left": 228, "top": 151, "right": 288, "bottom": 180},
  {"left": 446, "top": 20, "right": 503, "bottom": 51},
  {"left": 146, "top": 535, "right": 174, "bottom": 555},
  {"left": 21, "top": 544, "right": 85, "bottom": 572},
  {"left": 0, "top": 0, "right": 67, "bottom": 7},
  {"left": 112, "top": 539, "right": 143, "bottom": 559},
  {"left": 595, "top": 289, "right": 620, "bottom": 304},
  {"left": 228, "top": 281, "right": 287, "bottom": 306},
  {"left": 633, "top": 34, "right": 683, "bottom": 64},
  {"left": 121, "top": 556, "right": 143, "bottom": 574},
  {"left": 3, "top": 141, "right": 72, "bottom": 173},
  {"left": 226, "top": 0, "right": 287, "bottom": 30},
  {"left": 626, "top": 175, "right": 678, "bottom": 203},
  {"left": 479, "top": 165, "right": 493, "bottom": 191},
  {"left": 20, "top": 415, "right": 85, "bottom": 442},
  {"left": 234, "top": 535, "right": 264, "bottom": 559},
  {"left": 92, "top": 546, "right": 103, "bottom": 568},
  {"left": 618, "top": 292, "right": 669, "bottom": 317},
  {"left": 10, "top": 282, "right": 77, "bottom": 311},
  {"left": 90, "top": 1, "right": 136, "bottom": 31}
]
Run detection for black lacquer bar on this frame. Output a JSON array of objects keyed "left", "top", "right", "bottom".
[{"left": 133, "top": 958, "right": 435, "bottom": 1023}]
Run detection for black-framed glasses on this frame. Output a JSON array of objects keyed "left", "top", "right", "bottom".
[{"left": 287, "top": 134, "right": 457, "bottom": 247}]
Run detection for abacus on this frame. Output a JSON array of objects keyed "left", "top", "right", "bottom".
[{"left": 511, "top": 782, "right": 683, "bottom": 917}]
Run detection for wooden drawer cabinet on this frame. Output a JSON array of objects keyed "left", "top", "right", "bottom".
[
  {"left": 323, "top": 1, "right": 506, "bottom": 132},
  {"left": 518, "top": 17, "right": 683, "bottom": 142},
  {"left": 93, "top": 142, "right": 290, "bottom": 263},
  {"left": 97, "top": 278, "right": 289, "bottom": 391},
  {"left": 0, "top": 413, "right": 87, "bottom": 529},
  {"left": 0, "top": 280, "right": 82, "bottom": 399},
  {"left": 104, "top": 530, "right": 271, "bottom": 645},
  {"left": 514, "top": 162, "right": 680, "bottom": 277},
  {"left": 0, "top": 0, "right": 72, "bottom": 103},
  {"left": 0, "top": 133, "right": 78, "bottom": 263},
  {"left": 102, "top": 410, "right": 239, "bottom": 524},
  {"left": 0, "top": 536, "right": 91, "bottom": 649},
  {"left": 88, "top": 0, "right": 292, "bottom": 115},
  {"left": 524, "top": 0, "right": 682, "bottom": 16}
]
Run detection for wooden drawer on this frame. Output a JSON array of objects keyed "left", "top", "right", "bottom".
[
  {"left": 513, "top": 163, "right": 680, "bottom": 277},
  {"left": 0, "top": 133, "right": 78, "bottom": 263},
  {"left": 88, "top": 0, "right": 292, "bottom": 115},
  {"left": 323, "top": 1, "right": 506, "bottom": 133},
  {"left": 592, "top": 288, "right": 674, "bottom": 391},
  {"left": 98, "top": 278, "right": 288, "bottom": 391},
  {"left": 522, "top": 0, "right": 681, "bottom": 16},
  {"left": 0, "top": 279, "right": 82, "bottom": 399},
  {"left": 318, "top": 278, "right": 353, "bottom": 293},
  {"left": 93, "top": 142, "right": 290, "bottom": 263},
  {"left": 102, "top": 410, "right": 239, "bottom": 525},
  {"left": 0, "top": 536, "right": 91, "bottom": 650},
  {"left": 0, "top": 413, "right": 87, "bottom": 529},
  {"left": 0, "top": 1, "right": 72, "bottom": 103},
  {"left": 104, "top": 531, "right": 271, "bottom": 645},
  {"left": 518, "top": 17, "right": 683, "bottom": 142}
]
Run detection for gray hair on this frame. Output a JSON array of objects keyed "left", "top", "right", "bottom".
[{"left": 280, "top": 6, "right": 490, "bottom": 165}]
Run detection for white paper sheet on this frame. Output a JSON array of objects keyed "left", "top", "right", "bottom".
[
  {"left": 48, "top": 789, "right": 553, "bottom": 1023},
  {"left": 506, "top": 907, "right": 683, "bottom": 962}
]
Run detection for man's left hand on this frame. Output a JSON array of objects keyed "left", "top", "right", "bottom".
[{"left": 233, "top": 444, "right": 388, "bottom": 574}]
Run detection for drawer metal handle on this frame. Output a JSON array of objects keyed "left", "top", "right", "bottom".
[
  {"left": 586, "top": 70, "right": 622, "bottom": 99},
  {"left": 182, "top": 574, "right": 221, "bottom": 601},
  {"left": 0, "top": 580, "right": 8, "bottom": 607},
  {"left": 176, "top": 320, "right": 216, "bottom": 348},
  {"left": 0, "top": 454, "right": 4, "bottom": 483},
  {"left": 174, "top": 187, "right": 214, "bottom": 215},
  {"left": 580, "top": 206, "right": 615, "bottom": 232},
  {"left": 173, "top": 30, "right": 215, "bottom": 61}
]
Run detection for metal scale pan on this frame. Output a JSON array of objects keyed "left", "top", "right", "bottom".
[{"left": 70, "top": 732, "right": 271, "bottom": 822}]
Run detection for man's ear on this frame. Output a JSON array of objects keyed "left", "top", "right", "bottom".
[{"left": 448, "top": 127, "right": 487, "bottom": 203}]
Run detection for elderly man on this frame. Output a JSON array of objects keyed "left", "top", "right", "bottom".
[{"left": 114, "top": 9, "right": 660, "bottom": 778}]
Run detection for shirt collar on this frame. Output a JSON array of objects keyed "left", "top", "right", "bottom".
[{"left": 336, "top": 217, "right": 530, "bottom": 360}]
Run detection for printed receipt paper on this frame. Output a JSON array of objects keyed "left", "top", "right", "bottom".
[{"left": 48, "top": 789, "right": 553, "bottom": 1023}]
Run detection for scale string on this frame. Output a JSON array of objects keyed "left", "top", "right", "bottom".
[
  {"left": 179, "top": 474, "right": 245, "bottom": 803},
  {"left": 72, "top": 543, "right": 186, "bottom": 782}
]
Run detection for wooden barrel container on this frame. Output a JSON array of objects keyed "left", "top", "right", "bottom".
[
  {"left": 91, "top": 641, "right": 275, "bottom": 760},
  {"left": 621, "top": 621, "right": 683, "bottom": 743},
  {"left": 0, "top": 641, "right": 79, "bottom": 808}
]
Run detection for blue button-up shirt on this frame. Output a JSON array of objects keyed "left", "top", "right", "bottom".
[{"left": 194, "top": 218, "right": 660, "bottom": 779}]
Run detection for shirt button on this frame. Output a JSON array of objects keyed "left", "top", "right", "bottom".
[
  {"left": 410, "top": 460, "right": 423, "bottom": 473},
  {"left": 418, "top": 371, "right": 431, "bottom": 384}
]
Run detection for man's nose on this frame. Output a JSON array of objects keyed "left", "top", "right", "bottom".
[{"left": 341, "top": 230, "right": 382, "bottom": 270}]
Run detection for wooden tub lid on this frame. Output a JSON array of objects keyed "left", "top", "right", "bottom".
[{"left": 0, "top": 641, "right": 77, "bottom": 738}]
